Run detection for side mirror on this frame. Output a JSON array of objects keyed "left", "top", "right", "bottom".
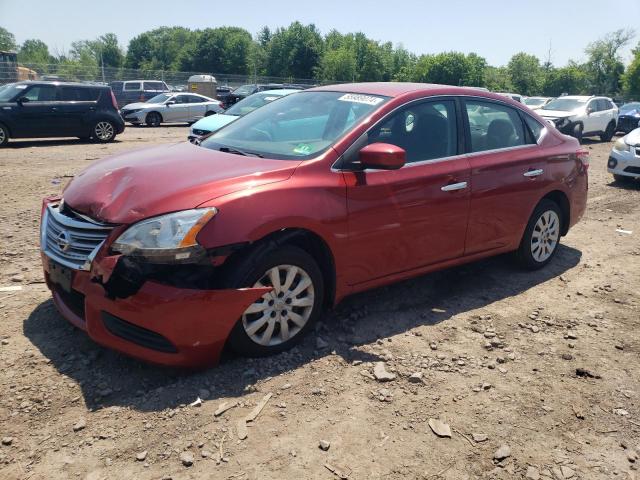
[
  {"left": 586, "top": 106, "right": 593, "bottom": 115},
  {"left": 166, "top": 100, "right": 175, "bottom": 106},
  {"left": 17, "top": 97, "right": 30, "bottom": 105},
  {"left": 359, "top": 143, "right": 406, "bottom": 170}
]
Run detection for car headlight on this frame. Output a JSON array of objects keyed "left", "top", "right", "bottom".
[
  {"left": 613, "top": 138, "right": 631, "bottom": 153},
  {"left": 111, "top": 208, "right": 217, "bottom": 263},
  {"left": 556, "top": 117, "right": 570, "bottom": 128}
]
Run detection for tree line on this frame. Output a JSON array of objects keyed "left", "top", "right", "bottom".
[{"left": 1, "top": 23, "right": 639, "bottom": 98}]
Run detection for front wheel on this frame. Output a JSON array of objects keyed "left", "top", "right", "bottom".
[
  {"left": 572, "top": 123, "right": 583, "bottom": 144},
  {"left": 600, "top": 122, "right": 615, "bottom": 142},
  {"left": 145, "top": 112, "right": 162, "bottom": 127},
  {"left": 516, "top": 199, "right": 562, "bottom": 270},
  {"left": 225, "top": 245, "right": 324, "bottom": 356},
  {"left": 92, "top": 121, "right": 116, "bottom": 143}
]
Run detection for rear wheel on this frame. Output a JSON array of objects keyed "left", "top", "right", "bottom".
[
  {"left": 145, "top": 112, "right": 162, "bottom": 127},
  {"left": 92, "top": 121, "right": 116, "bottom": 143},
  {"left": 225, "top": 245, "right": 324, "bottom": 357},
  {"left": 600, "top": 121, "right": 615, "bottom": 142},
  {"left": 516, "top": 199, "right": 562, "bottom": 270},
  {"left": 572, "top": 123, "right": 583, "bottom": 144},
  {"left": 0, "top": 123, "right": 8, "bottom": 147}
]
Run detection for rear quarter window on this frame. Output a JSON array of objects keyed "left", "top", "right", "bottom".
[
  {"left": 523, "top": 114, "right": 544, "bottom": 143},
  {"left": 60, "top": 87, "right": 99, "bottom": 101}
]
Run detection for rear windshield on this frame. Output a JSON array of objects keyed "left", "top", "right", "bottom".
[{"left": 202, "top": 91, "right": 389, "bottom": 160}]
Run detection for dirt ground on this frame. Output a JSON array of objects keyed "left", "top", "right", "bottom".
[{"left": 0, "top": 125, "right": 638, "bottom": 480}]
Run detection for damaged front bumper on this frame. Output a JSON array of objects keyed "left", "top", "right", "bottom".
[
  {"left": 40, "top": 198, "right": 269, "bottom": 367},
  {"left": 42, "top": 253, "right": 270, "bottom": 367}
]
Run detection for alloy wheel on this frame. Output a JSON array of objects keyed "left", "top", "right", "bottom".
[
  {"left": 242, "top": 264, "right": 315, "bottom": 346},
  {"left": 0, "top": 127, "right": 6, "bottom": 145},
  {"left": 94, "top": 121, "right": 114, "bottom": 141},
  {"left": 530, "top": 210, "right": 560, "bottom": 262}
]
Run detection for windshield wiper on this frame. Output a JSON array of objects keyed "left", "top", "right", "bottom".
[{"left": 219, "top": 146, "right": 263, "bottom": 158}]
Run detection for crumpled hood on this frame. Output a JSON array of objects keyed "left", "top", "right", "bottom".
[
  {"left": 624, "top": 128, "right": 640, "bottom": 146},
  {"left": 63, "top": 142, "right": 299, "bottom": 224},
  {"left": 538, "top": 109, "right": 577, "bottom": 119}
]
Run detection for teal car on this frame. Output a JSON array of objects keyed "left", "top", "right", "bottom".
[{"left": 188, "top": 89, "right": 299, "bottom": 143}]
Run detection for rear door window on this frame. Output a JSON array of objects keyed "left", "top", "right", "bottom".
[
  {"left": 124, "top": 82, "right": 141, "bottom": 91},
  {"left": 23, "top": 85, "right": 57, "bottom": 101},
  {"left": 175, "top": 95, "right": 190, "bottom": 104},
  {"left": 368, "top": 100, "right": 458, "bottom": 163},
  {"left": 60, "top": 87, "right": 99, "bottom": 101},
  {"left": 465, "top": 100, "right": 526, "bottom": 152},
  {"left": 188, "top": 95, "right": 205, "bottom": 103}
]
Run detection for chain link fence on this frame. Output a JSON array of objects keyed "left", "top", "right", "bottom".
[{"left": 0, "top": 62, "right": 320, "bottom": 89}]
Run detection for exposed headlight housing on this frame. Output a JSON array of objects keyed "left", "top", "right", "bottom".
[
  {"left": 555, "top": 117, "right": 570, "bottom": 128},
  {"left": 613, "top": 138, "right": 631, "bottom": 153},
  {"left": 111, "top": 208, "right": 217, "bottom": 263}
]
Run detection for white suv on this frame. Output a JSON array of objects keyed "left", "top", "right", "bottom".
[{"left": 538, "top": 95, "right": 618, "bottom": 143}]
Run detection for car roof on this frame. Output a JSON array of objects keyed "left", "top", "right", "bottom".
[
  {"left": 560, "top": 95, "right": 593, "bottom": 100},
  {"left": 13, "top": 80, "right": 107, "bottom": 89},
  {"left": 307, "top": 82, "right": 528, "bottom": 104}
]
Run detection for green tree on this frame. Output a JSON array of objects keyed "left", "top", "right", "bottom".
[
  {"left": 184, "top": 27, "right": 252, "bottom": 74},
  {"left": 484, "top": 66, "right": 513, "bottom": 92},
  {"left": 18, "top": 39, "right": 51, "bottom": 64},
  {"left": 541, "top": 63, "right": 589, "bottom": 96},
  {"left": 584, "top": 28, "right": 635, "bottom": 94},
  {"left": 267, "top": 22, "right": 323, "bottom": 78},
  {"left": 126, "top": 27, "right": 196, "bottom": 71},
  {"left": 507, "top": 52, "right": 542, "bottom": 95},
  {"left": 412, "top": 51, "right": 487, "bottom": 87},
  {"left": 319, "top": 46, "right": 356, "bottom": 81},
  {"left": 623, "top": 43, "right": 640, "bottom": 98},
  {"left": 95, "top": 33, "right": 124, "bottom": 68},
  {"left": 0, "top": 27, "right": 17, "bottom": 51}
]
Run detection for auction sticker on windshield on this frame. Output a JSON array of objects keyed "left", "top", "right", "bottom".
[{"left": 338, "top": 93, "right": 384, "bottom": 106}]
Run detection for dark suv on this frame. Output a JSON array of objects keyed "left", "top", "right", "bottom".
[{"left": 0, "top": 81, "right": 125, "bottom": 146}]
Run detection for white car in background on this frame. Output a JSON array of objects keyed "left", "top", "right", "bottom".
[
  {"left": 523, "top": 96, "right": 553, "bottom": 110},
  {"left": 538, "top": 96, "right": 618, "bottom": 143},
  {"left": 608, "top": 128, "right": 640, "bottom": 182},
  {"left": 120, "top": 93, "right": 224, "bottom": 127}
]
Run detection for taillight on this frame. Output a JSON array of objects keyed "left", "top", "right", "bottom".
[
  {"left": 576, "top": 148, "right": 589, "bottom": 170},
  {"left": 110, "top": 90, "right": 118, "bottom": 110}
]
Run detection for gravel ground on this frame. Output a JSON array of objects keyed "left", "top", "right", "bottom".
[{"left": 0, "top": 126, "right": 639, "bottom": 480}]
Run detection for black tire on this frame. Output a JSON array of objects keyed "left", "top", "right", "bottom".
[
  {"left": 0, "top": 123, "right": 9, "bottom": 147},
  {"left": 224, "top": 245, "right": 325, "bottom": 357},
  {"left": 145, "top": 112, "right": 162, "bottom": 127},
  {"left": 92, "top": 120, "right": 116, "bottom": 143},
  {"left": 600, "top": 121, "right": 615, "bottom": 142},
  {"left": 613, "top": 174, "right": 633, "bottom": 183},
  {"left": 572, "top": 123, "right": 583, "bottom": 144},
  {"left": 516, "top": 199, "right": 563, "bottom": 270}
]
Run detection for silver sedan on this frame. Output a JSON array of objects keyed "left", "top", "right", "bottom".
[{"left": 120, "top": 93, "right": 224, "bottom": 127}]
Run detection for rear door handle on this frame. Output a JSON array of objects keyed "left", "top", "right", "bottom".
[
  {"left": 523, "top": 169, "right": 544, "bottom": 177},
  {"left": 441, "top": 181, "right": 468, "bottom": 192},
  {"left": 50, "top": 107, "right": 58, "bottom": 111}
]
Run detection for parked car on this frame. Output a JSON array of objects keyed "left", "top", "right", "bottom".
[
  {"left": 40, "top": 83, "right": 588, "bottom": 367},
  {"left": 227, "top": 83, "right": 288, "bottom": 105},
  {"left": 523, "top": 96, "right": 553, "bottom": 110},
  {"left": 0, "top": 81, "right": 124, "bottom": 146},
  {"left": 616, "top": 102, "right": 640, "bottom": 134},
  {"left": 216, "top": 85, "right": 235, "bottom": 108},
  {"left": 109, "top": 80, "right": 170, "bottom": 108},
  {"left": 497, "top": 92, "right": 523, "bottom": 103},
  {"left": 120, "top": 93, "right": 224, "bottom": 127},
  {"left": 608, "top": 127, "right": 640, "bottom": 182},
  {"left": 188, "top": 89, "right": 297, "bottom": 143},
  {"left": 538, "top": 95, "right": 618, "bottom": 143}
]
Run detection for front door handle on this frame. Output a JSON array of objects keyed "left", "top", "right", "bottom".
[
  {"left": 441, "top": 181, "right": 468, "bottom": 192},
  {"left": 524, "top": 169, "right": 544, "bottom": 177}
]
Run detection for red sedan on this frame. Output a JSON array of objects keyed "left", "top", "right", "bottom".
[{"left": 40, "top": 83, "right": 588, "bottom": 367}]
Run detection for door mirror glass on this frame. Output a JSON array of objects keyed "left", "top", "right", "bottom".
[
  {"left": 359, "top": 143, "right": 405, "bottom": 170},
  {"left": 17, "top": 96, "right": 30, "bottom": 104}
]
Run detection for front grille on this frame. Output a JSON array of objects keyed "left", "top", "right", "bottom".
[
  {"left": 102, "top": 312, "right": 178, "bottom": 353},
  {"left": 618, "top": 116, "right": 640, "bottom": 131},
  {"left": 192, "top": 128, "right": 210, "bottom": 136},
  {"left": 42, "top": 202, "right": 113, "bottom": 270}
]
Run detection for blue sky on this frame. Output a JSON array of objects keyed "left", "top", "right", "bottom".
[{"left": 1, "top": 0, "right": 638, "bottom": 66}]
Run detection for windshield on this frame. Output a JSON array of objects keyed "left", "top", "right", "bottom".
[
  {"left": 524, "top": 98, "right": 546, "bottom": 106},
  {"left": 233, "top": 85, "right": 257, "bottom": 96},
  {"left": 202, "top": 91, "right": 389, "bottom": 160},
  {"left": 225, "top": 92, "right": 287, "bottom": 117},
  {"left": 0, "top": 83, "right": 28, "bottom": 102},
  {"left": 542, "top": 98, "right": 587, "bottom": 112},
  {"left": 621, "top": 102, "right": 640, "bottom": 112},
  {"left": 147, "top": 93, "right": 173, "bottom": 104}
]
